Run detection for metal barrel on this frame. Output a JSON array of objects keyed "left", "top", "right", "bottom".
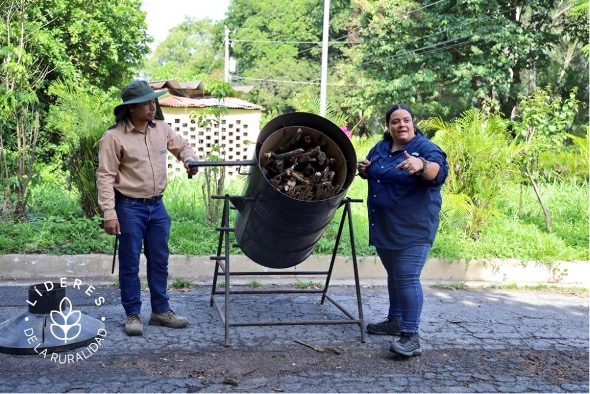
[{"left": 232, "top": 112, "right": 357, "bottom": 269}]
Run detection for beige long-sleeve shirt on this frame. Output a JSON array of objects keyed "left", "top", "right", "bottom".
[{"left": 96, "top": 119, "right": 196, "bottom": 221}]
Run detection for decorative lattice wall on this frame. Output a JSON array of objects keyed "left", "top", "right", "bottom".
[{"left": 164, "top": 109, "right": 261, "bottom": 177}]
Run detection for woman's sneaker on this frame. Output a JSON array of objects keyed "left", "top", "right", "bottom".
[
  {"left": 390, "top": 332, "right": 422, "bottom": 357},
  {"left": 366, "top": 318, "right": 401, "bottom": 335}
]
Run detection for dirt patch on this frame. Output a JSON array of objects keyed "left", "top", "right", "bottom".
[{"left": 106, "top": 345, "right": 588, "bottom": 390}]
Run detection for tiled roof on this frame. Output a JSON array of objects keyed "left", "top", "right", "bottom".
[
  {"left": 159, "top": 95, "right": 264, "bottom": 110},
  {"left": 150, "top": 80, "right": 183, "bottom": 89}
]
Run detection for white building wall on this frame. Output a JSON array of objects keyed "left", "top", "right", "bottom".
[{"left": 162, "top": 107, "right": 262, "bottom": 177}]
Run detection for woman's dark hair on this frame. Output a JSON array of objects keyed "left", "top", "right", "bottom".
[{"left": 383, "top": 103, "right": 423, "bottom": 140}]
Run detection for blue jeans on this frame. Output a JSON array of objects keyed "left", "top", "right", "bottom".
[
  {"left": 376, "top": 245, "right": 431, "bottom": 333},
  {"left": 115, "top": 196, "right": 171, "bottom": 316}
]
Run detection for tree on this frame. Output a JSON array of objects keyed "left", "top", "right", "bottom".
[
  {"left": 225, "top": 0, "right": 352, "bottom": 114},
  {"left": 1, "top": 0, "right": 150, "bottom": 132},
  {"left": 423, "top": 108, "right": 516, "bottom": 239},
  {"left": 539, "top": 0, "right": 589, "bottom": 130},
  {"left": 218, "top": 0, "right": 588, "bottom": 138},
  {"left": 0, "top": 0, "right": 50, "bottom": 218},
  {"left": 347, "top": 0, "right": 583, "bottom": 122},
  {"left": 45, "top": 81, "right": 119, "bottom": 219},
  {"left": 189, "top": 81, "right": 236, "bottom": 226},
  {"left": 32, "top": 0, "right": 151, "bottom": 90},
  {"left": 1, "top": 0, "right": 151, "bottom": 218},
  {"left": 142, "top": 17, "right": 224, "bottom": 82},
  {"left": 225, "top": 0, "right": 320, "bottom": 113},
  {"left": 509, "top": 88, "right": 579, "bottom": 233}
]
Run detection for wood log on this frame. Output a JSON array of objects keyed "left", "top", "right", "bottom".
[
  {"left": 327, "top": 171, "right": 335, "bottom": 183},
  {"left": 270, "top": 168, "right": 293, "bottom": 182},
  {"left": 271, "top": 159, "right": 284, "bottom": 174},
  {"left": 260, "top": 152, "right": 273, "bottom": 168},
  {"left": 320, "top": 166, "right": 329, "bottom": 181},
  {"left": 260, "top": 130, "right": 342, "bottom": 200},
  {"left": 296, "top": 146, "right": 320, "bottom": 164},
  {"left": 317, "top": 151, "right": 327, "bottom": 166},
  {"left": 289, "top": 128, "right": 303, "bottom": 146},
  {"left": 310, "top": 172, "right": 322, "bottom": 185},
  {"left": 301, "top": 163, "right": 315, "bottom": 177},
  {"left": 292, "top": 171, "right": 310, "bottom": 185},
  {"left": 271, "top": 148, "right": 305, "bottom": 161}
]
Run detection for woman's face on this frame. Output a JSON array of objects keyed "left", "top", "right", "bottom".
[{"left": 388, "top": 109, "right": 415, "bottom": 145}]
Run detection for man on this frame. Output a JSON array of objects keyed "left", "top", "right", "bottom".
[{"left": 96, "top": 80, "right": 198, "bottom": 336}]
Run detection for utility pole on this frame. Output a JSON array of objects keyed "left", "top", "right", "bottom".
[
  {"left": 224, "top": 26, "right": 230, "bottom": 83},
  {"left": 319, "top": 0, "right": 330, "bottom": 117}
]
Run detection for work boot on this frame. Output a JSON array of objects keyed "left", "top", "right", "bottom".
[
  {"left": 124, "top": 315, "right": 143, "bottom": 336},
  {"left": 366, "top": 318, "right": 401, "bottom": 336},
  {"left": 390, "top": 332, "right": 422, "bottom": 357},
  {"left": 149, "top": 310, "right": 188, "bottom": 328}
]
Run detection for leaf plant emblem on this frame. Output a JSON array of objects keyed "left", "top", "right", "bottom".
[{"left": 50, "top": 297, "right": 82, "bottom": 343}]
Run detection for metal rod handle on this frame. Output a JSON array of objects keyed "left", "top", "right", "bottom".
[
  {"left": 187, "top": 160, "right": 257, "bottom": 178},
  {"left": 189, "top": 160, "right": 257, "bottom": 168}
]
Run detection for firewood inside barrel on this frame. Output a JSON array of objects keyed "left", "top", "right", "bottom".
[{"left": 258, "top": 127, "right": 346, "bottom": 201}]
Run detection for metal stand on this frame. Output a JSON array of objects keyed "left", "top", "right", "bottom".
[{"left": 209, "top": 195, "right": 366, "bottom": 347}]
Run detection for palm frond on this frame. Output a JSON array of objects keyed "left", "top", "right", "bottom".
[
  {"left": 306, "top": 98, "right": 348, "bottom": 128},
  {"left": 566, "top": 132, "right": 589, "bottom": 167},
  {"left": 441, "top": 192, "right": 473, "bottom": 230}
]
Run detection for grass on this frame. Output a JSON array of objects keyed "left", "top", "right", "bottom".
[
  {"left": 250, "top": 279, "right": 263, "bottom": 289},
  {"left": 431, "top": 281, "right": 588, "bottom": 296},
  {"left": 293, "top": 280, "right": 324, "bottom": 289},
  {"left": 170, "top": 277, "right": 193, "bottom": 289},
  {"left": 432, "top": 282, "right": 468, "bottom": 290},
  {"left": 489, "top": 283, "right": 589, "bottom": 297},
  {"left": 0, "top": 161, "right": 587, "bottom": 269}
]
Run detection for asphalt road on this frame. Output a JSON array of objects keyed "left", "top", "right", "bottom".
[{"left": 0, "top": 284, "right": 587, "bottom": 393}]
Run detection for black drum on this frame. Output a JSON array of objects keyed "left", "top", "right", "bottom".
[{"left": 232, "top": 112, "right": 357, "bottom": 268}]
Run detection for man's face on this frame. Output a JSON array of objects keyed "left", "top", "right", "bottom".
[{"left": 129, "top": 99, "right": 156, "bottom": 123}]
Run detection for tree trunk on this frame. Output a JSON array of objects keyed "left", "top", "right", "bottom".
[
  {"left": 557, "top": 42, "right": 577, "bottom": 86},
  {"left": 525, "top": 169, "right": 552, "bottom": 233}
]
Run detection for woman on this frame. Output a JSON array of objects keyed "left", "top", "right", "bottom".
[{"left": 357, "top": 104, "right": 448, "bottom": 357}]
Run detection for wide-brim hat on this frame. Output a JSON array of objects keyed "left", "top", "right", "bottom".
[{"left": 113, "top": 80, "right": 167, "bottom": 121}]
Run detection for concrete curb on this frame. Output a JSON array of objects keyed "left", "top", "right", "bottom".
[{"left": 0, "top": 254, "right": 587, "bottom": 287}]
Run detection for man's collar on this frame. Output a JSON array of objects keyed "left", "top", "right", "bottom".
[{"left": 123, "top": 118, "right": 150, "bottom": 133}]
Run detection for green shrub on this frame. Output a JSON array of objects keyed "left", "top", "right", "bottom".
[
  {"left": 170, "top": 277, "right": 193, "bottom": 289},
  {"left": 294, "top": 281, "right": 323, "bottom": 289},
  {"left": 0, "top": 136, "right": 587, "bottom": 268},
  {"left": 250, "top": 279, "right": 263, "bottom": 289}
]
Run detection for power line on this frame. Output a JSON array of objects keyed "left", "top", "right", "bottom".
[
  {"left": 231, "top": 76, "right": 318, "bottom": 85},
  {"left": 229, "top": 33, "right": 357, "bottom": 61},
  {"left": 228, "top": 1, "right": 447, "bottom": 46},
  {"left": 229, "top": 30, "right": 487, "bottom": 87},
  {"left": 225, "top": 5, "right": 519, "bottom": 88},
  {"left": 228, "top": 5, "right": 518, "bottom": 70},
  {"left": 229, "top": 30, "right": 488, "bottom": 89},
  {"left": 230, "top": 39, "right": 357, "bottom": 45},
  {"left": 358, "top": 26, "right": 496, "bottom": 69},
  {"left": 206, "top": 40, "right": 225, "bottom": 75},
  {"left": 407, "top": 0, "right": 446, "bottom": 15},
  {"left": 354, "top": 5, "right": 519, "bottom": 70},
  {"left": 226, "top": 1, "right": 516, "bottom": 62}
]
